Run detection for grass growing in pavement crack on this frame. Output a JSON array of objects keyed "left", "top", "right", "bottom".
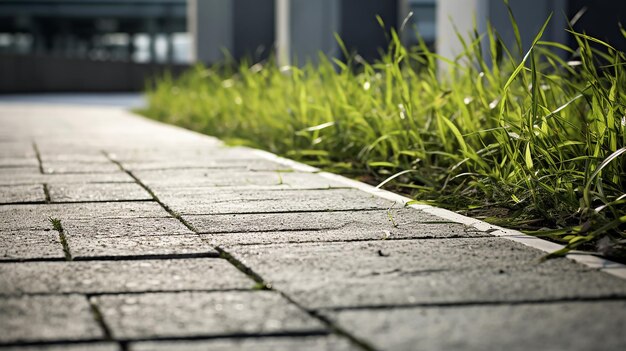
[
  {"left": 142, "top": 13, "right": 626, "bottom": 259},
  {"left": 49, "top": 217, "right": 72, "bottom": 261}
]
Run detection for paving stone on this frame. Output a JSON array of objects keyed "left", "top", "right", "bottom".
[
  {"left": 0, "top": 295, "right": 103, "bottom": 343},
  {"left": 159, "top": 189, "right": 395, "bottom": 215},
  {"left": 204, "top": 222, "right": 486, "bottom": 246},
  {"left": 135, "top": 169, "right": 344, "bottom": 189},
  {"left": 0, "top": 343, "right": 119, "bottom": 351},
  {"left": 0, "top": 230, "right": 64, "bottom": 261},
  {"left": 0, "top": 167, "right": 42, "bottom": 182},
  {"left": 187, "top": 207, "right": 447, "bottom": 233},
  {"left": 63, "top": 217, "right": 193, "bottom": 238},
  {"left": 42, "top": 161, "right": 121, "bottom": 174},
  {"left": 0, "top": 172, "right": 133, "bottom": 186},
  {"left": 325, "top": 301, "right": 626, "bottom": 351},
  {"left": 0, "top": 259, "right": 251, "bottom": 295},
  {"left": 0, "top": 158, "right": 39, "bottom": 167},
  {"left": 123, "top": 158, "right": 293, "bottom": 172},
  {"left": 0, "top": 202, "right": 169, "bottom": 231},
  {"left": 227, "top": 238, "right": 626, "bottom": 309},
  {"left": 66, "top": 233, "right": 215, "bottom": 259},
  {"left": 93, "top": 291, "right": 326, "bottom": 340},
  {"left": 0, "top": 184, "right": 46, "bottom": 204},
  {"left": 48, "top": 182, "right": 152, "bottom": 202},
  {"left": 39, "top": 153, "right": 112, "bottom": 163},
  {"left": 193, "top": 208, "right": 484, "bottom": 245},
  {"left": 130, "top": 335, "right": 358, "bottom": 351},
  {"left": 0, "top": 142, "right": 36, "bottom": 158},
  {"left": 109, "top": 147, "right": 259, "bottom": 163}
]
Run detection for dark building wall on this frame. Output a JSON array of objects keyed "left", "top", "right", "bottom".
[
  {"left": 568, "top": 0, "right": 626, "bottom": 52},
  {"left": 340, "top": 0, "right": 398, "bottom": 61},
  {"left": 0, "top": 54, "right": 187, "bottom": 93},
  {"left": 233, "top": 0, "right": 275, "bottom": 61}
]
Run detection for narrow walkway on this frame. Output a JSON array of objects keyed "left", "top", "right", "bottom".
[{"left": 1, "top": 101, "right": 625, "bottom": 351}]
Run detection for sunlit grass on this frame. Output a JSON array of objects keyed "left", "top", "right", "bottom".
[{"left": 141, "top": 15, "right": 626, "bottom": 258}]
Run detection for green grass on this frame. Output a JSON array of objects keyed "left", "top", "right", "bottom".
[{"left": 141, "top": 15, "right": 626, "bottom": 259}]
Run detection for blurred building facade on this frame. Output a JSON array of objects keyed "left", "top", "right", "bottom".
[{"left": 0, "top": 0, "right": 624, "bottom": 92}]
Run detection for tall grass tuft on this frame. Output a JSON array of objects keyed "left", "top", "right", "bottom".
[{"left": 141, "top": 15, "right": 626, "bottom": 259}]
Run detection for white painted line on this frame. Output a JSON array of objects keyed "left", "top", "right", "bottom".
[{"left": 250, "top": 147, "right": 626, "bottom": 281}]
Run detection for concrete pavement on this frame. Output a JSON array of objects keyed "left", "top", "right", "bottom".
[{"left": 1, "top": 101, "right": 625, "bottom": 350}]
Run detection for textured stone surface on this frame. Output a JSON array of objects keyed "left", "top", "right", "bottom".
[
  {"left": 0, "top": 202, "right": 170, "bottom": 231},
  {"left": 204, "top": 223, "right": 485, "bottom": 246},
  {"left": 110, "top": 146, "right": 254, "bottom": 163},
  {"left": 130, "top": 336, "right": 359, "bottom": 351},
  {"left": 0, "top": 172, "right": 133, "bottom": 186},
  {"left": 48, "top": 182, "right": 151, "bottom": 202},
  {"left": 197, "top": 207, "right": 484, "bottom": 245},
  {"left": 93, "top": 291, "right": 326, "bottom": 340},
  {"left": 0, "top": 259, "right": 252, "bottom": 295},
  {"left": 228, "top": 238, "right": 626, "bottom": 309},
  {"left": 0, "top": 230, "right": 64, "bottom": 260},
  {"left": 159, "top": 188, "right": 394, "bottom": 215},
  {"left": 326, "top": 301, "right": 626, "bottom": 351},
  {"left": 0, "top": 158, "right": 38, "bottom": 167},
  {"left": 1, "top": 343, "right": 119, "bottom": 351},
  {"left": 3, "top": 101, "right": 626, "bottom": 349},
  {"left": 0, "top": 295, "right": 103, "bottom": 343},
  {"left": 135, "top": 169, "right": 344, "bottom": 189},
  {"left": 187, "top": 207, "right": 447, "bottom": 233},
  {"left": 0, "top": 184, "right": 46, "bottom": 204},
  {"left": 63, "top": 217, "right": 194, "bottom": 237},
  {"left": 42, "top": 161, "right": 121, "bottom": 174},
  {"left": 123, "top": 158, "right": 293, "bottom": 172},
  {"left": 66, "top": 233, "right": 216, "bottom": 259}
]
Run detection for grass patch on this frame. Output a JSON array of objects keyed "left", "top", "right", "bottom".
[{"left": 141, "top": 15, "right": 626, "bottom": 259}]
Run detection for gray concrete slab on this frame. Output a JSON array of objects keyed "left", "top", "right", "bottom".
[
  {"left": 203, "top": 223, "right": 486, "bottom": 246},
  {"left": 228, "top": 239, "right": 626, "bottom": 309},
  {"left": 159, "top": 188, "right": 395, "bottom": 215},
  {"left": 187, "top": 207, "right": 447, "bottom": 233},
  {"left": 66, "top": 233, "right": 215, "bottom": 259},
  {"left": 0, "top": 343, "right": 120, "bottom": 351},
  {"left": 0, "top": 294, "right": 104, "bottom": 344},
  {"left": 130, "top": 336, "right": 359, "bottom": 351},
  {"left": 93, "top": 291, "right": 326, "bottom": 340},
  {"left": 325, "top": 301, "right": 626, "bottom": 351},
  {"left": 42, "top": 161, "right": 122, "bottom": 174},
  {"left": 0, "top": 158, "right": 38, "bottom": 167},
  {"left": 63, "top": 217, "right": 194, "bottom": 238},
  {"left": 0, "top": 172, "right": 134, "bottom": 186},
  {"left": 48, "top": 183, "right": 152, "bottom": 202},
  {"left": 2, "top": 102, "right": 626, "bottom": 349},
  {"left": 135, "top": 169, "right": 344, "bottom": 189},
  {"left": 0, "top": 259, "right": 252, "bottom": 295},
  {"left": 122, "top": 158, "right": 293, "bottom": 172},
  {"left": 0, "top": 142, "right": 36, "bottom": 158},
  {"left": 0, "top": 230, "right": 64, "bottom": 261},
  {"left": 0, "top": 184, "right": 46, "bottom": 204},
  {"left": 0, "top": 202, "right": 170, "bottom": 231},
  {"left": 109, "top": 146, "right": 262, "bottom": 163}
]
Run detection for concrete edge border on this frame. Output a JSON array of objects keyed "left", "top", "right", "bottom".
[{"left": 251, "top": 149, "right": 626, "bottom": 281}]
